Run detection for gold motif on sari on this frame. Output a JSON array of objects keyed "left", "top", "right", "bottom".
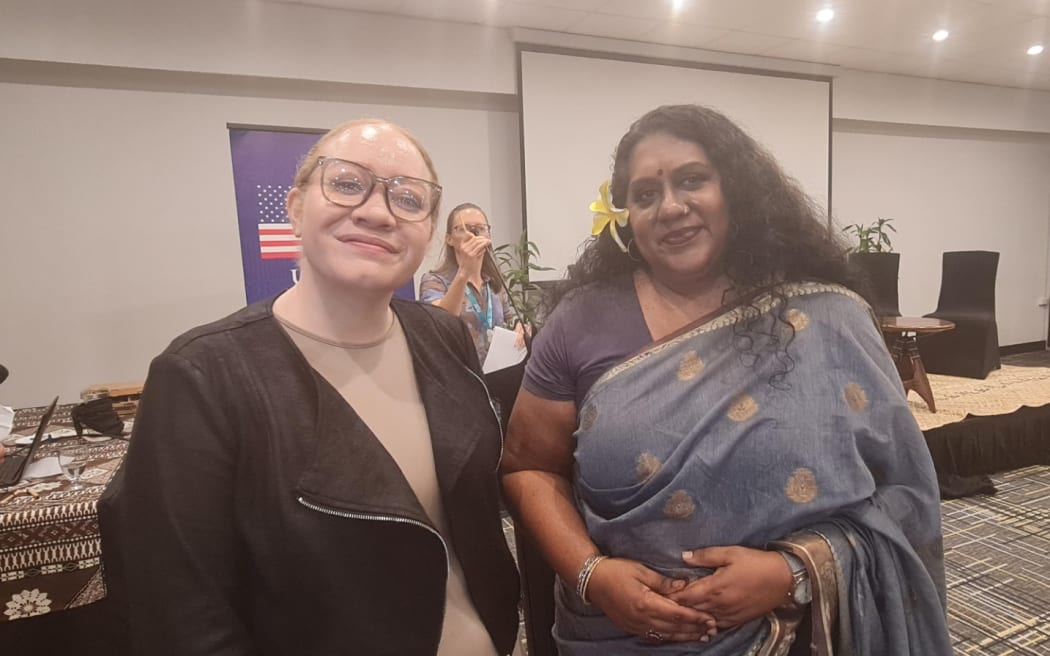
[
  {"left": 844, "top": 382, "right": 869, "bottom": 412},
  {"left": 677, "top": 351, "right": 705, "bottom": 381},
  {"left": 663, "top": 489, "right": 696, "bottom": 519},
  {"left": 785, "top": 468, "right": 818, "bottom": 504},
  {"left": 727, "top": 394, "right": 758, "bottom": 422},
  {"left": 785, "top": 308, "right": 809, "bottom": 332},
  {"left": 636, "top": 452, "right": 662, "bottom": 483}
]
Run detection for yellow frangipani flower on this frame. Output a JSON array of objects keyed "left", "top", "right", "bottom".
[{"left": 589, "top": 180, "right": 630, "bottom": 253}]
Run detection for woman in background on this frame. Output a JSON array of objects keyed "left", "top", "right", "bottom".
[
  {"left": 101, "top": 119, "right": 519, "bottom": 656},
  {"left": 502, "top": 104, "right": 950, "bottom": 654},
  {"left": 420, "top": 203, "right": 525, "bottom": 365}
]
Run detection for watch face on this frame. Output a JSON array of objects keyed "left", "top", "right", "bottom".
[
  {"left": 778, "top": 550, "right": 811, "bottom": 605},
  {"left": 793, "top": 570, "right": 812, "bottom": 605}
]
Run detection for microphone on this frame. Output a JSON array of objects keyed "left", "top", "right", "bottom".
[
  {"left": 464, "top": 224, "right": 500, "bottom": 271},
  {"left": 0, "top": 364, "right": 7, "bottom": 385},
  {"left": 483, "top": 244, "right": 500, "bottom": 271}
]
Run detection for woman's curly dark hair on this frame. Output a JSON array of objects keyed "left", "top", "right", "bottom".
[
  {"left": 547, "top": 104, "right": 869, "bottom": 385},
  {"left": 551, "top": 104, "right": 864, "bottom": 306}
]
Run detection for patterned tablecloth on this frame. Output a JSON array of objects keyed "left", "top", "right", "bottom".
[{"left": 0, "top": 432, "right": 127, "bottom": 623}]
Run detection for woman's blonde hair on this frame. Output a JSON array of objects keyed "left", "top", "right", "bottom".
[{"left": 292, "top": 119, "right": 441, "bottom": 219}]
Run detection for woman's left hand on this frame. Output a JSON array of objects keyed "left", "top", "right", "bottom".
[
  {"left": 666, "top": 546, "right": 793, "bottom": 629},
  {"left": 513, "top": 322, "right": 531, "bottom": 349}
]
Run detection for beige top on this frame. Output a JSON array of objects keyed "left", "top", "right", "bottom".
[{"left": 276, "top": 310, "right": 497, "bottom": 656}]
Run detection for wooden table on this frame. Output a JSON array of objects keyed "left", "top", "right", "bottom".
[
  {"left": 879, "top": 316, "right": 956, "bottom": 412},
  {"left": 0, "top": 408, "right": 128, "bottom": 623}
]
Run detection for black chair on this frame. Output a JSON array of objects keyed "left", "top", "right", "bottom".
[
  {"left": 485, "top": 359, "right": 526, "bottom": 430},
  {"left": 919, "top": 250, "right": 1000, "bottom": 379},
  {"left": 512, "top": 523, "right": 558, "bottom": 656},
  {"left": 848, "top": 252, "right": 901, "bottom": 317}
]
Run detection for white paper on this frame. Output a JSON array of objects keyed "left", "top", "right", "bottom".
[
  {"left": 0, "top": 405, "right": 13, "bottom": 438},
  {"left": 14, "top": 428, "right": 76, "bottom": 445},
  {"left": 23, "top": 456, "right": 68, "bottom": 480},
  {"left": 482, "top": 326, "right": 527, "bottom": 374}
]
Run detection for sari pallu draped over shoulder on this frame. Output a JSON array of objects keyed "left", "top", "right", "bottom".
[{"left": 555, "top": 282, "right": 951, "bottom": 655}]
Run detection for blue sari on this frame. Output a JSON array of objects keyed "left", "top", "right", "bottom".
[{"left": 555, "top": 282, "right": 950, "bottom": 655}]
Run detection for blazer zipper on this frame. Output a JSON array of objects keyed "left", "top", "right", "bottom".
[
  {"left": 296, "top": 496, "right": 450, "bottom": 638},
  {"left": 464, "top": 366, "right": 505, "bottom": 472}
]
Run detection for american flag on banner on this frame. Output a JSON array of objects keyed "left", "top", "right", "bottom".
[{"left": 257, "top": 183, "right": 301, "bottom": 260}]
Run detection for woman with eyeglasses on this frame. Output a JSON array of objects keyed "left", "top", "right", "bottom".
[
  {"left": 100, "top": 119, "right": 520, "bottom": 656},
  {"left": 420, "top": 203, "right": 526, "bottom": 365}
]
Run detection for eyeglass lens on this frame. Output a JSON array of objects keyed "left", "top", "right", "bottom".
[
  {"left": 455, "top": 224, "right": 491, "bottom": 236},
  {"left": 320, "top": 159, "right": 437, "bottom": 222}
]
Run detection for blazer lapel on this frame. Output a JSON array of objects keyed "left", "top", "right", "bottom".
[
  {"left": 293, "top": 302, "right": 491, "bottom": 524},
  {"left": 396, "top": 304, "right": 489, "bottom": 497},
  {"left": 295, "top": 371, "right": 433, "bottom": 526}
]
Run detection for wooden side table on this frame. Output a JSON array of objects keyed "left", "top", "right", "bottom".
[{"left": 879, "top": 317, "right": 956, "bottom": 412}]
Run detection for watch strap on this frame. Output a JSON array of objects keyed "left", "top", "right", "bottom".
[{"left": 775, "top": 549, "right": 812, "bottom": 605}]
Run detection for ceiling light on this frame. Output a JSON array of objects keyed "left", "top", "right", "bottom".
[
  {"left": 1027, "top": 44, "right": 1044, "bottom": 55},
  {"left": 932, "top": 30, "right": 949, "bottom": 41},
  {"left": 816, "top": 8, "right": 834, "bottom": 22},
  {"left": 671, "top": 0, "right": 686, "bottom": 10}
]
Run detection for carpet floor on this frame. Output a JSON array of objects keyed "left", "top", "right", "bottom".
[{"left": 943, "top": 465, "right": 1050, "bottom": 655}]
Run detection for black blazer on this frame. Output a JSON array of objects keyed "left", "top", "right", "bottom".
[{"left": 99, "top": 298, "right": 520, "bottom": 656}]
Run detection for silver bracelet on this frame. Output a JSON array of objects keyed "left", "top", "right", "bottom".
[{"left": 575, "top": 554, "right": 608, "bottom": 604}]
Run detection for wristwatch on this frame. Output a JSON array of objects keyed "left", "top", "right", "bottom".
[{"left": 776, "top": 551, "right": 812, "bottom": 606}]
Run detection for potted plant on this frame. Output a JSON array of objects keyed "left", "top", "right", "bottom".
[
  {"left": 842, "top": 217, "right": 896, "bottom": 253},
  {"left": 842, "top": 218, "right": 900, "bottom": 316},
  {"left": 493, "top": 231, "right": 553, "bottom": 332}
]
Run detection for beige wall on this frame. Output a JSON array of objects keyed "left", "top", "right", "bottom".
[
  {"left": 1, "top": 0, "right": 1048, "bottom": 407},
  {"left": 0, "top": 78, "right": 520, "bottom": 407},
  {"left": 832, "top": 125, "right": 1050, "bottom": 345}
]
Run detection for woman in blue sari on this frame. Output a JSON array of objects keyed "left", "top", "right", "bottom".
[{"left": 501, "top": 105, "right": 950, "bottom": 655}]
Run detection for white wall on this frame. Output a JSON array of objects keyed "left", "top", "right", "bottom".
[
  {"left": 832, "top": 125, "right": 1050, "bottom": 345},
  {"left": 520, "top": 50, "right": 831, "bottom": 279},
  {"left": 0, "top": 79, "right": 520, "bottom": 408},
  {"left": 2, "top": 0, "right": 1049, "bottom": 407},
  {"left": 0, "top": 0, "right": 517, "bottom": 95},
  {"left": 834, "top": 69, "right": 1050, "bottom": 134}
]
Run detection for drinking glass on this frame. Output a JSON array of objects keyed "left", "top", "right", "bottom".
[{"left": 60, "top": 446, "right": 89, "bottom": 491}]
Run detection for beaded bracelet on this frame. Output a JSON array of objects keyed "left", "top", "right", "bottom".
[{"left": 575, "top": 554, "right": 608, "bottom": 604}]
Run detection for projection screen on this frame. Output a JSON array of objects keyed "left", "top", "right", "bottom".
[{"left": 519, "top": 49, "right": 832, "bottom": 280}]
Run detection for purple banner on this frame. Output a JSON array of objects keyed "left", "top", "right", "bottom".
[{"left": 228, "top": 128, "right": 415, "bottom": 304}]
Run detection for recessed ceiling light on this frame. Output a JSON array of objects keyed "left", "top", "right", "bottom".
[
  {"left": 671, "top": 0, "right": 686, "bottom": 9},
  {"left": 1027, "top": 44, "right": 1044, "bottom": 55},
  {"left": 816, "top": 8, "right": 834, "bottom": 22},
  {"left": 932, "top": 30, "right": 949, "bottom": 41}
]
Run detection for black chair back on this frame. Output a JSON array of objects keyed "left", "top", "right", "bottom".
[
  {"left": 484, "top": 359, "right": 526, "bottom": 429},
  {"left": 921, "top": 250, "right": 1001, "bottom": 378},
  {"left": 514, "top": 524, "right": 558, "bottom": 656},
  {"left": 848, "top": 252, "right": 901, "bottom": 317},
  {"left": 933, "top": 250, "right": 999, "bottom": 315}
]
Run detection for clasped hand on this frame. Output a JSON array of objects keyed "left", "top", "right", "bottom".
[
  {"left": 585, "top": 558, "right": 717, "bottom": 643},
  {"left": 455, "top": 234, "right": 492, "bottom": 279},
  {"left": 586, "top": 545, "right": 792, "bottom": 643},
  {"left": 668, "top": 545, "right": 794, "bottom": 629}
]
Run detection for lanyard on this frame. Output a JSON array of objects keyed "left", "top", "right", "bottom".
[{"left": 464, "top": 284, "right": 494, "bottom": 331}]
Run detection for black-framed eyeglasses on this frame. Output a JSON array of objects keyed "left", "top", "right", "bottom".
[{"left": 313, "top": 157, "right": 441, "bottom": 223}]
